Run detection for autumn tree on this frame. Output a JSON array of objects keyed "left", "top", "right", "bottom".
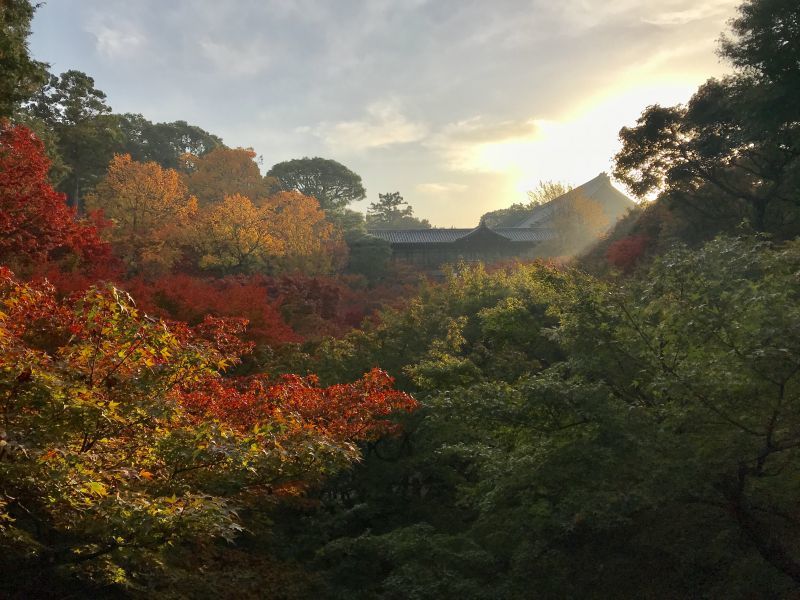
[
  {"left": 180, "top": 146, "right": 276, "bottom": 206},
  {"left": 367, "top": 192, "right": 431, "bottom": 230},
  {"left": 0, "top": 122, "right": 111, "bottom": 272},
  {"left": 185, "top": 192, "right": 344, "bottom": 276},
  {"left": 265, "top": 191, "right": 347, "bottom": 274},
  {"left": 185, "top": 193, "right": 282, "bottom": 275},
  {"left": 85, "top": 153, "right": 197, "bottom": 275},
  {"left": 0, "top": 269, "right": 416, "bottom": 594},
  {"left": 0, "top": 0, "right": 46, "bottom": 117},
  {"left": 267, "top": 157, "right": 366, "bottom": 211}
]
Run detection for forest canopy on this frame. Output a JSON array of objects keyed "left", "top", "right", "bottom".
[{"left": 1, "top": 0, "right": 800, "bottom": 597}]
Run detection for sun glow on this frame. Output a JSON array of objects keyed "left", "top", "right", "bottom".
[{"left": 469, "top": 81, "right": 702, "bottom": 202}]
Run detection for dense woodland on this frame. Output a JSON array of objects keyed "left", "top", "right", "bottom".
[{"left": 1, "top": 0, "right": 800, "bottom": 597}]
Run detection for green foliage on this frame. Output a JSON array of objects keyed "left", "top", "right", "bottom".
[
  {"left": 344, "top": 233, "right": 392, "bottom": 283},
  {"left": 116, "top": 113, "right": 224, "bottom": 170},
  {"left": 313, "top": 261, "right": 565, "bottom": 388},
  {"left": 267, "top": 157, "right": 366, "bottom": 211},
  {"left": 25, "top": 70, "right": 121, "bottom": 207},
  {"left": 613, "top": 0, "right": 800, "bottom": 238},
  {"left": 279, "top": 236, "right": 800, "bottom": 598},
  {"left": 0, "top": 0, "right": 47, "bottom": 118},
  {"left": 366, "top": 192, "right": 431, "bottom": 230}
]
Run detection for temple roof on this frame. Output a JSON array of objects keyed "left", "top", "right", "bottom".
[
  {"left": 513, "top": 172, "right": 635, "bottom": 228},
  {"left": 367, "top": 226, "right": 554, "bottom": 244}
]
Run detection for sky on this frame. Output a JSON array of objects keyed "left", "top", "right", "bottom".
[{"left": 29, "top": 0, "right": 740, "bottom": 226}]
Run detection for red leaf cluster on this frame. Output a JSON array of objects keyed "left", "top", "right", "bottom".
[
  {"left": 606, "top": 234, "right": 650, "bottom": 272},
  {"left": 0, "top": 122, "right": 113, "bottom": 270},
  {"left": 126, "top": 274, "right": 299, "bottom": 345},
  {"left": 178, "top": 368, "right": 418, "bottom": 443}
]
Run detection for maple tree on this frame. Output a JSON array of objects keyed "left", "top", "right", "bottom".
[
  {"left": 180, "top": 146, "right": 277, "bottom": 206},
  {"left": 127, "top": 273, "right": 300, "bottom": 346},
  {"left": 264, "top": 191, "right": 347, "bottom": 275},
  {"left": 184, "top": 193, "right": 283, "bottom": 275},
  {"left": 0, "top": 268, "right": 416, "bottom": 589},
  {"left": 85, "top": 153, "right": 197, "bottom": 275},
  {"left": 184, "top": 191, "right": 344, "bottom": 276},
  {"left": 605, "top": 234, "right": 650, "bottom": 272},
  {"left": 0, "top": 121, "right": 112, "bottom": 273}
]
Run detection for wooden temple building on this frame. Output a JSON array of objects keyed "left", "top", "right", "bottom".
[
  {"left": 367, "top": 173, "right": 634, "bottom": 267},
  {"left": 367, "top": 223, "right": 553, "bottom": 266}
]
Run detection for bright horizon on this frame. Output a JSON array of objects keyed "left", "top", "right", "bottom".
[{"left": 29, "top": 0, "right": 738, "bottom": 226}]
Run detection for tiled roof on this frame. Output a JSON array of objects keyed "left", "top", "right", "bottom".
[{"left": 367, "top": 227, "right": 554, "bottom": 244}]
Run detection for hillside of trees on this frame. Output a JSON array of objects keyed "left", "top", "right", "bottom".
[{"left": 1, "top": 0, "right": 800, "bottom": 597}]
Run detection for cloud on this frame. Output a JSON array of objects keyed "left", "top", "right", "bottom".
[
  {"left": 313, "top": 101, "right": 428, "bottom": 153},
  {"left": 87, "top": 22, "right": 146, "bottom": 59},
  {"left": 642, "top": 0, "right": 737, "bottom": 26},
  {"left": 198, "top": 39, "right": 274, "bottom": 77},
  {"left": 416, "top": 182, "right": 468, "bottom": 195},
  {"left": 426, "top": 117, "right": 540, "bottom": 172}
]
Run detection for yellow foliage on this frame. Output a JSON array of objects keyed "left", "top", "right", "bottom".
[
  {"left": 186, "top": 191, "right": 344, "bottom": 275},
  {"left": 86, "top": 154, "right": 198, "bottom": 275}
]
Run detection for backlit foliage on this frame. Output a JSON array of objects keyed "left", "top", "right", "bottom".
[
  {"left": 0, "top": 269, "right": 416, "bottom": 588},
  {"left": 85, "top": 153, "right": 197, "bottom": 275}
]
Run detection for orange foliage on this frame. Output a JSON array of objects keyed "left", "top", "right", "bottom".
[
  {"left": 180, "top": 147, "right": 277, "bottom": 205},
  {"left": 262, "top": 191, "right": 347, "bottom": 275},
  {"left": 185, "top": 192, "right": 345, "bottom": 276},
  {"left": 85, "top": 154, "right": 197, "bottom": 275}
]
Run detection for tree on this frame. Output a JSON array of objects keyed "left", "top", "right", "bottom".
[
  {"left": 85, "top": 154, "right": 197, "bottom": 275},
  {"left": 185, "top": 192, "right": 344, "bottom": 277},
  {"left": 185, "top": 193, "right": 283, "bottom": 275},
  {"left": 550, "top": 237, "right": 800, "bottom": 589},
  {"left": 25, "top": 70, "right": 121, "bottom": 207},
  {"left": 0, "top": 269, "right": 416, "bottom": 594},
  {"left": 264, "top": 191, "right": 346, "bottom": 275},
  {"left": 345, "top": 233, "right": 393, "bottom": 283},
  {"left": 526, "top": 180, "right": 571, "bottom": 206},
  {"left": 720, "top": 0, "right": 800, "bottom": 124},
  {"left": 614, "top": 0, "right": 800, "bottom": 237},
  {"left": 0, "top": 122, "right": 111, "bottom": 271},
  {"left": 0, "top": 0, "right": 46, "bottom": 117},
  {"left": 289, "top": 237, "right": 800, "bottom": 598},
  {"left": 481, "top": 180, "right": 572, "bottom": 228},
  {"left": 366, "top": 192, "right": 431, "bottom": 229},
  {"left": 181, "top": 146, "right": 276, "bottom": 206},
  {"left": 117, "top": 113, "right": 224, "bottom": 169},
  {"left": 267, "top": 157, "right": 366, "bottom": 211}
]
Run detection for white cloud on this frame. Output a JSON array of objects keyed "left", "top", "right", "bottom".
[
  {"left": 426, "top": 116, "right": 540, "bottom": 172},
  {"left": 88, "top": 22, "right": 145, "bottom": 59},
  {"left": 313, "top": 101, "right": 428, "bottom": 153}
]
